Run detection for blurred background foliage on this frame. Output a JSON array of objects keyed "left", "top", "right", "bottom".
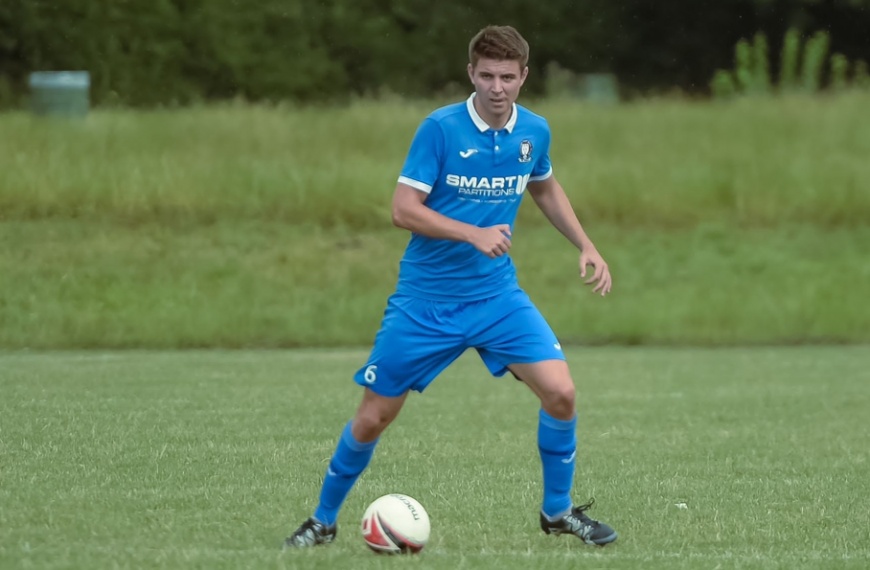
[{"left": 1, "top": 0, "right": 870, "bottom": 108}]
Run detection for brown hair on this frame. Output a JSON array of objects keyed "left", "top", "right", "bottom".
[{"left": 468, "top": 25, "right": 529, "bottom": 68}]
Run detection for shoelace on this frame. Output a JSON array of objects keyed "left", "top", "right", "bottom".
[
  {"left": 565, "top": 499, "right": 602, "bottom": 533},
  {"left": 572, "top": 499, "right": 598, "bottom": 522},
  {"left": 574, "top": 498, "right": 595, "bottom": 512}
]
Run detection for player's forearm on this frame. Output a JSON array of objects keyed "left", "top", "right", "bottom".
[
  {"left": 550, "top": 213, "right": 596, "bottom": 253},
  {"left": 392, "top": 201, "right": 477, "bottom": 243},
  {"left": 532, "top": 185, "right": 596, "bottom": 252}
]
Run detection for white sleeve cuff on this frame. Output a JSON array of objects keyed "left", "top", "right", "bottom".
[
  {"left": 398, "top": 176, "right": 432, "bottom": 194},
  {"left": 529, "top": 167, "right": 553, "bottom": 182}
]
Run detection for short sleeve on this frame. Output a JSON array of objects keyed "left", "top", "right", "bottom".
[
  {"left": 398, "top": 118, "right": 444, "bottom": 193},
  {"left": 529, "top": 124, "right": 553, "bottom": 181}
]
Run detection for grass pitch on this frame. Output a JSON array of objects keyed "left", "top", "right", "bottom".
[{"left": 1, "top": 347, "right": 868, "bottom": 569}]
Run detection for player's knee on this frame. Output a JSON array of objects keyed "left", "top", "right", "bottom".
[
  {"left": 543, "top": 384, "right": 576, "bottom": 419},
  {"left": 353, "top": 408, "right": 397, "bottom": 441}
]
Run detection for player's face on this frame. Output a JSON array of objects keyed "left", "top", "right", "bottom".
[{"left": 468, "top": 58, "right": 528, "bottom": 128}]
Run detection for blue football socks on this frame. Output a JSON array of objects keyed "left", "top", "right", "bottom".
[
  {"left": 313, "top": 421, "right": 378, "bottom": 526},
  {"left": 537, "top": 409, "right": 577, "bottom": 519}
]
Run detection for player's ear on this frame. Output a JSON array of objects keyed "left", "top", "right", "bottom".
[
  {"left": 467, "top": 63, "right": 474, "bottom": 83},
  {"left": 520, "top": 66, "right": 529, "bottom": 84}
]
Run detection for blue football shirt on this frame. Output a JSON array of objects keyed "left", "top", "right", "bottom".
[{"left": 395, "top": 94, "right": 553, "bottom": 301}]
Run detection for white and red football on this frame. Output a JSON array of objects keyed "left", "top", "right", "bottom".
[{"left": 361, "top": 494, "right": 430, "bottom": 554}]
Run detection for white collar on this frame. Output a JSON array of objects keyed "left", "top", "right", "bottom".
[{"left": 466, "top": 93, "right": 517, "bottom": 133}]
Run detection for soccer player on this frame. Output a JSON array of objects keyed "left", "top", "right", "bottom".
[{"left": 285, "top": 25, "right": 617, "bottom": 548}]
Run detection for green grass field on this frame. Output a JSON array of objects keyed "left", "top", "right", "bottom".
[{"left": 2, "top": 347, "right": 868, "bottom": 569}]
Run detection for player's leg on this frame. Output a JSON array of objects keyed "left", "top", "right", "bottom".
[
  {"left": 510, "top": 359, "right": 575, "bottom": 419},
  {"left": 284, "top": 389, "right": 407, "bottom": 548},
  {"left": 470, "top": 289, "right": 617, "bottom": 546},
  {"left": 285, "top": 294, "right": 466, "bottom": 548},
  {"left": 509, "top": 359, "right": 577, "bottom": 518},
  {"left": 351, "top": 386, "right": 408, "bottom": 442},
  {"left": 508, "top": 360, "right": 616, "bottom": 545},
  {"left": 313, "top": 388, "right": 409, "bottom": 526},
  {"left": 316, "top": 389, "right": 408, "bottom": 519}
]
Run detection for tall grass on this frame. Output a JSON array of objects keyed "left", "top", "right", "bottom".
[
  {"left": 2, "top": 94, "right": 869, "bottom": 229},
  {"left": 1, "top": 97, "right": 868, "bottom": 348},
  {"left": 1, "top": 102, "right": 421, "bottom": 229}
]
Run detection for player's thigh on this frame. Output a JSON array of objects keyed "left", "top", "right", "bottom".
[
  {"left": 508, "top": 359, "right": 576, "bottom": 416},
  {"left": 353, "top": 295, "right": 466, "bottom": 397},
  {"left": 469, "top": 289, "right": 565, "bottom": 378}
]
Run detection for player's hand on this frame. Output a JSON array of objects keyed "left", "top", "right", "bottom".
[
  {"left": 471, "top": 225, "right": 512, "bottom": 258},
  {"left": 580, "top": 247, "right": 612, "bottom": 296}
]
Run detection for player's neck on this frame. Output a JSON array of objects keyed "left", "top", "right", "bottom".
[{"left": 472, "top": 98, "right": 510, "bottom": 130}]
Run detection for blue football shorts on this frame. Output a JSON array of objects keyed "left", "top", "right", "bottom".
[{"left": 353, "top": 288, "right": 565, "bottom": 397}]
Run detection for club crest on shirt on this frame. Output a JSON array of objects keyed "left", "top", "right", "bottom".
[{"left": 518, "top": 139, "right": 533, "bottom": 163}]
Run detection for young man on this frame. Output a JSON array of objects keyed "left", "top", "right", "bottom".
[{"left": 285, "top": 25, "right": 617, "bottom": 548}]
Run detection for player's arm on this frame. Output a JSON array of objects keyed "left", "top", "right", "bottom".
[
  {"left": 527, "top": 175, "right": 612, "bottom": 295},
  {"left": 391, "top": 183, "right": 513, "bottom": 259}
]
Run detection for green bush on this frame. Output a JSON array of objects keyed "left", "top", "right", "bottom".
[
  {"left": 779, "top": 28, "right": 801, "bottom": 92},
  {"left": 801, "top": 30, "right": 830, "bottom": 93},
  {"left": 4, "top": 0, "right": 870, "bottom": 108},
  {"left": 712, "top": 28, "right": 870, "bottom": 98}
]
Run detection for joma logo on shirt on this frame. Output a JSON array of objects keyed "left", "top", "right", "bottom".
[{"left": 445, "top": 173, "right": 530, "bottom": 194}]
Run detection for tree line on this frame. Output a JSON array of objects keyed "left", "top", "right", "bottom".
[{"left": 1, "top": 0, "right": 868, "bottom": 108}]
